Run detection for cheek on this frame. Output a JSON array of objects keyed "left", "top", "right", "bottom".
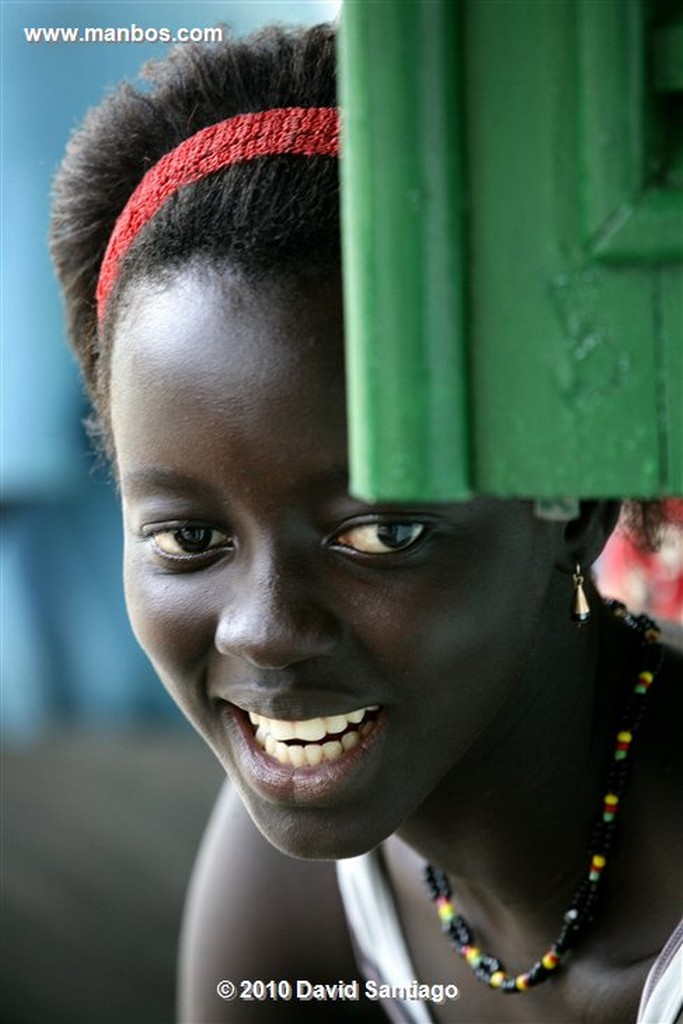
[
  {"left": 348, "top": 521, "right": 559, "bottom": 763},
  {"left": 122, "top": 542, "right": 215, "bottom": 700},
  {"left": 366, "top": 524, "right": 555, "bottom": 671}
]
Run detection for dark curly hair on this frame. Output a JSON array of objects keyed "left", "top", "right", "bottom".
[
  {"left": 50, "top": 23, "right": 338, "bottom": 426},
  {"left": 50, "top": 22, "right": 673, "bottom": 552}
]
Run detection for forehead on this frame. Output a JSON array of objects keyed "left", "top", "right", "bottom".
[
  {"left": 110, "top": 268, "right": 347, "bottom": 489},
  {"left": 111, "top": 268, "right": 344, "bottom": 388}
]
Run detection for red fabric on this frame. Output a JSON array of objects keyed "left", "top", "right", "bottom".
[
  {"left": 96, "top": 106, "right": 339, "bottom": 322},
  {"left": 597, "top": 501, "right": 683, "bottom": 624}
]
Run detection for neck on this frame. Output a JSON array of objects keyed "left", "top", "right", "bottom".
[{"left": 396, "top": 588, "right": 636, "bottom": 937}]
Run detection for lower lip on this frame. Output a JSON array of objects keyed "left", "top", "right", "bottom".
[{"left": 222, "top": 703, "right": 386, "bottom": 806}]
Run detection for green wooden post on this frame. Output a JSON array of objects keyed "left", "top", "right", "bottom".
[
  {"left": 339, "top": 0, "right": 682, "bottom": 502},
  {"left": 466, "top": 0, "right": 682, "bottom": 497},
  {"left": 338, "top": 0, "right": 470, "bottom": 502}
]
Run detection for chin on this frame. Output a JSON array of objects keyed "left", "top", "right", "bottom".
[{"left": 244, "top": 798, "right": 392, "bottom": 862}]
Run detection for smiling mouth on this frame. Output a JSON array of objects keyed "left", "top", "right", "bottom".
[{"left": 248, "top": 705, "right": 380, "bottom": 768}]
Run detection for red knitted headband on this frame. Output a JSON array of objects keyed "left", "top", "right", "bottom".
[{"left": 96, "top": 106, "right": 339, "bottom": 323}]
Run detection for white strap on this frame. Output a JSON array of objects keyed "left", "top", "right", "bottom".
[
  {"left": 637, "top": 919, "right": 683, "bottom": 1024},
  {"left": 336, "top": 851, "right": 434, "bottom": 1024}
]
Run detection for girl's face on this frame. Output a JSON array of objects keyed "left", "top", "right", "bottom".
[{"left": 111, "top": 268, "right": 562, "bottom": 859}]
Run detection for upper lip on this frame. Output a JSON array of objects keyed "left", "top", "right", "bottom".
[
  {"left": 209, "top": 664, "right": 385, "bottom": 720},
  {"left": 213, "top": 688, "right": 382, "bottom": 723}
]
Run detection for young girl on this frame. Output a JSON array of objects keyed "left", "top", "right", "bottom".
[{"left": 51, "top": 23, "right": 682, "bottom": 1024}]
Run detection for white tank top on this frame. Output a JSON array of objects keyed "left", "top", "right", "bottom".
[{"left": 336, "top": 850, "right": 683, "bottom": 1024}]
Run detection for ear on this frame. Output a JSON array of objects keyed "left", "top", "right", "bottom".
[{"left": 555, "top": 501, "right": 621, "bottom": 573}]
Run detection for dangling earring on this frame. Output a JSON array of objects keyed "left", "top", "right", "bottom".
[{"left": 571, "top": 564, "right": 591, "bottom": 625}]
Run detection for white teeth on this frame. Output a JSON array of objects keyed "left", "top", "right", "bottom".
[
  {"left": 288, "top": 744, "right": 306, "bottom": 768},
  {"left": 248, "top": 703, "right": 379, "bottom": 766},
  {"left": 347, "top": 705, "right": 379, "bottom": 723},
  {"left": 324, "top": 714, "right": 349, "bottom": 735},
  {"left": 295, "top": 718, "right": 327, "bottom": 742},
  {"left": 274, "top": 741, "right": 290, "bottom": 765},
  {"left": 267, "top": 719, "right": 296, "bottom": 742},
  {"left": 342, "top": 731, "right": 360, "bottom": 752},
  {"left": 305, "top": 744, "right": 323, "bottom": 767}
]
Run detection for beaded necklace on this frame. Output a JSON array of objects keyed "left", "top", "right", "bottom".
[{"left": 424, "top": 600, "right": 663, "bottom": 994}]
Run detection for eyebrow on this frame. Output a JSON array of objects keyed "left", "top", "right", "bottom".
[
  {"left": 121, "top": 467, "right": 218, "bottom": 497},
  {"left": 302, "top": 464, "right": 349, "bottom": 494},
  {"left": 122, "top": 463, "right": 351, "bottom": 497}
]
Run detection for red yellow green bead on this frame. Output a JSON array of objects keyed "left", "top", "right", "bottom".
[
  {"left": 603, "top": 793, "right": 619, "bottom": 821},
  {"left": 615, "top": 730, "right": 632, "bottom": 760},
  {"left": 436, "top": 896, "right": 454, "bottom": 923},
  {"left": 635, "top": 670, "right": 654, "bottom": 694},
  {"left": 589, "top": 854, "right": 606, "bottom": 882}
]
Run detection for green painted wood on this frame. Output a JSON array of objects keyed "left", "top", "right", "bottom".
[
  {"left": 578, "top": 0, "right": 645, "bottom": 243},
  {"left": 654, "top": 22, "right": 683, "bottom": 91},
  {"left": 338, "top": 0, "right": 470, "bottom": 501},
  {"left": 466, "top": 0, "right": 679, "bottom": 497},
  {"left": 578, "top": 0, "right": 683, "bottom": 262},
  {"left": 339, "top": 0, "right": 681, "bottom": 501},
  {"left": 659, "top": 269, "right": 683, "bottom": 490},
  {"left": 591, "top": 190, "right": 683, "bottom": 263}
]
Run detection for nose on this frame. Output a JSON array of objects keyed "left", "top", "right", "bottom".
[{"left": 214, "top": 562, "right": 341, "bottom": 669}]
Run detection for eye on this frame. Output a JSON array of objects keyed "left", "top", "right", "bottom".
[
  {"left": 150, "top": 525, "right": 232, "bottom": 558},
  {"left": 333, "top": 522, "right": 426, "bottom": 555}
]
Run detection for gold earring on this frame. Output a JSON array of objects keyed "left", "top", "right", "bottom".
[{"left": 571, "top": 564, "right": 591, "bottom": 625}]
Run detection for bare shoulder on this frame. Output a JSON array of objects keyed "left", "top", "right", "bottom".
[{"left": 178, "top": 780, "right": 381, "bottom": 1023}]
